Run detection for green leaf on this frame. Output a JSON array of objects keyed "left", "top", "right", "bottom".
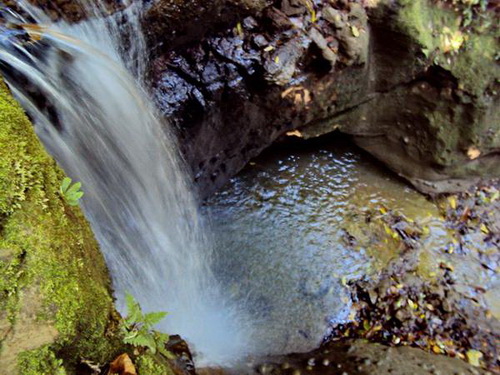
[
  {"left": 144, "top": 311, "right": 168, "bottom": 326},
  {"left": 71, "top": 191, "right": 84, "bottom": 200},
  {"left": 125, "top": 292, "right": 143, "bottom": 326},
  {"left": 60, "top": 177, "right": 84, "bottom": 205},
  {"left": 60, "top": 177, "right": 72, "bottom": 193},
  {"left": 121, "top": 291, "right": 171, "bottom": 355},
  {"left": 67, "top": 182, "right": 82, "bottom": 195}
]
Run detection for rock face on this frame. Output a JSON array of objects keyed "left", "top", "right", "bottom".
[
  {"left": 1, "top": 0, "right": 122, "bottom": 22},
  {"left": 235, "top": 339, "right": 490, "bottom": 375},
  {"left": 0, "top": 82, "right": 120, "bottom": 374},
  {"left": 149, "top": 0, "right": 500, "bottom": 196}
]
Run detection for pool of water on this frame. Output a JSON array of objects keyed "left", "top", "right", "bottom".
[{"left": 204, "top": 135, "right": 455, "bottom": 357}]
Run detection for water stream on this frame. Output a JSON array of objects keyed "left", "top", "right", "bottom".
[
  {"left": 2, "top": 0, "right": 494, "bottom": 370},
  {"left": 0, "top": 0, "right": 250, "bottom": 365}
]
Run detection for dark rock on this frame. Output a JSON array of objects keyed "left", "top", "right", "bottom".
[{"left": 146, "top": 0, "right": 499, "bottom": 197}]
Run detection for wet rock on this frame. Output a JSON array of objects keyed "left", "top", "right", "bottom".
[
  {"left": 2, "top": 0, "right": 122, "bottom": 22},
  {"left": 281, "top": 0, "right": 307, "bottom": 17},
  {"left": 147, "top": 0, "right": 499, "bottom": 197},
  {"left": 264, "top": 36, "right": 309, "bottom": 85},
  {"left": 144, "top": 0, "right": 272, "bottom": 52},
  {"left": 322, "top": 7, "right": 346, "bottom": 29},
  {"left": 238, "top": 340, "right": 490, "bottom": 375},
  {"left": 308, "top": 28, "right": 337, "bottom": 67}
]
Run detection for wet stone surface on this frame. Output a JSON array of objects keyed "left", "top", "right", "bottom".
[{"left": 150, "top": 0, "right": 370, "bottom": 197}]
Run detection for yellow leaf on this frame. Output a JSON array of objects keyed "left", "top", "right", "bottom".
[
  {"left": 448, "top": 196, "right": 457, "bottom": 210},
  {"left": 467, "top": 146, "right": 481, "bottom": 160},
  {"left": 480, "top": 223, "right": 489, "bottom": 234},
  {"left": 408, "top": 299, "right": 418, "bottom": 310},
  {"left": 351, "top": 25, "right": 360, "bottom": 37},
  {"left": 286, "top": 130, "right": 303, "bottom": 138},
  {"left": 432, "top": 345, "right": 442, "bottom": 354},
  {"left": 341, "top": 277, "right": 347, "bottom": 287},
  {"left": 236, "top": 22, "right": 243, "bottom": 37},
  {"left": 466, "top": 350, "right": 483, "bottom": 367}
]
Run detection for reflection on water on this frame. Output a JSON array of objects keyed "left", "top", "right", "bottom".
[{"left": 205, "top": 136, "right": 449, "bottom": 356}]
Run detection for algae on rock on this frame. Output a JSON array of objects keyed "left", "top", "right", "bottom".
[
  {"left": 302, "top": 0, "right": 500, "bottom": 193},
  {"left": 0, "top": 81, "right": 120, "bottom": 374}
]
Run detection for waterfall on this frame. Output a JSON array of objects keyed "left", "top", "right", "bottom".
[{"left": 0, "top": 0, "right": 251, "bottom": 365}]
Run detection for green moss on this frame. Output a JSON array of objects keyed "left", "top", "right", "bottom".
[
  {"left": 0, "top": 81, "right": 121, "bottom": 372},
  {"left": 135, "top": 353, "right": 175, "bottom": 375},
  {"left": 397, "top": 0, "right": 500, "bottom": 96},
  {"left": 17, "top": 346, "right": 67, "bottom": 375}
]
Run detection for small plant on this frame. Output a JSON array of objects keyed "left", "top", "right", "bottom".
[
  {"left": 121, "top": 293, "right": 173, "bottom": 358},
  {"left": 60, "top": 177, "right": 84, "bottom": 206}
]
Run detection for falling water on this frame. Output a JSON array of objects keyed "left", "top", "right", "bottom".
[{"left": 0, "top": 0, "right": 251, "bottom": 364}]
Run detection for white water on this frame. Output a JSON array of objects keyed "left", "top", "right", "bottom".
[{"left": 0, "top": 0, "right": 251, "bottom": 364}]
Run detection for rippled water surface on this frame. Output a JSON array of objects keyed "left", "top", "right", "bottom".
[{"left": 205, "top": 136, "right": 448, "bottom": 356}]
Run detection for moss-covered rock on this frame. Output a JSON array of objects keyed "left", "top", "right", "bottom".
[
  {"left": 301, "top": 0, "right": 500, "bottom": 193},
  {"left": 135, "top": 353, "right": 175, "bottom": 375},
  {"left": 0, "top": 81, "right": 121, "bottom": 374}
]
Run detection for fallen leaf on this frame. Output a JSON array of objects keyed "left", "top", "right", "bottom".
[
  {"left": 466, "top": 350, "right": 483, "bottom": 367},
  {"left": 236, "top": 22, "right": 243, "bottom": 37},
  {"left": 408, "top": 299, "right": 418, "bottom": 310},
  {"left": 351, "top": 25, "right": 360, "bottom": 37},
  {"left": 448, "top": 196, "right": 457, "bottom": 210},
  {"left": 341, "top": 277, "right": 348, "bottom": 287},
  {"left": 467, "top": 146, "right": 481, "bottom": 160},
  {"left": 109, "top": 354, "right": 137, "bottom": 375},
  {"left": 432, "top": 345, "right": 442, "bottom": 354},
  {"left": 286, "top": 130, "right": 303, "bottom": 138}
]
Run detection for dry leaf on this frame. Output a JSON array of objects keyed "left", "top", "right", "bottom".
[
  {"left": 448, "top": 196, "right": 457, "bottom": 210},
  {"left": 286, "top": 130, "right": 303, "bottom": 138},
  {"left": 109, "top": 354, "right": 137, "bottom": 375},
  {"left": 466, "top": 350, "right": 483, "bottom": 367},
  {"left": 351, "top": 25, "right": 360, "bottom": 37},
  {"left": 467, "top": 146, "right": 481, "bottom": 160}
]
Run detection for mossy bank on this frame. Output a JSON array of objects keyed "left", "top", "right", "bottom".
[{"left": 0, "top": 81, "right": 120, "bottom": 374}]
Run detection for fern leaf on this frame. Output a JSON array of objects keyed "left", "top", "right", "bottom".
[{"left": 143, "top": 311, "right": 167, "bottom": 326}]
